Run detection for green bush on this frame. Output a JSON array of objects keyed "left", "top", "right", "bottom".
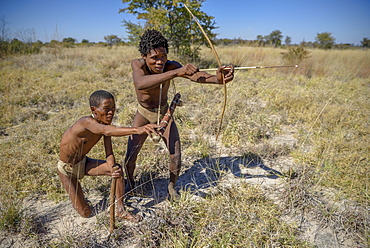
[
  {"left": 0, "top": 39, "right": 42, "bottom": 58},
  {"left": 281, "top": 46, "right": 310, "bottom": 64}
]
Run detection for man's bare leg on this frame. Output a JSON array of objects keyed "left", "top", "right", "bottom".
[
  {"left": 124, "top": 111, "right": 149, "bottom": 192},
  {"left": 58, "top": 171, "right": 91, "bottom": 218},
  {"left": 124, "top": 133, "right": 147, "bottom": 190},
  {"left": 163, "top": 120, "right": 181, "bottom": 200}
]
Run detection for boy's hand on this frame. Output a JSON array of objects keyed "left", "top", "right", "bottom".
[
  {"left": 137, "top": 124, "right": 161, "bottom": 136},
  {"left": 217, "top": 65, "right": 234, "bottom": 84},
  {"left": 111, "top": 164, "right": 122, "bottom": 178}
]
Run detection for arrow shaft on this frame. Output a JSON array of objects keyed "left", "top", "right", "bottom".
[{"left": 201, "top": 65, "right": 298, "bottom": 71}]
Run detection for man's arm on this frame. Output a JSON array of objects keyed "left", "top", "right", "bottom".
[
  {"left": 132, "top": 59, "right": 200, "bottom": 90},
  {"left": 185, "top": 65, "right": 235, "bottom": 84}
]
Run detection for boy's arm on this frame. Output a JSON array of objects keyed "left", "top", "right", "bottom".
[
  {"left": 103, "top": 135, "right": 121, "bottom": 178},
  {"left": 85, "top": 118, "right": 159, "bottom": 137},
  {"left": 103, "top": 135, "right": 115, "bottom": 169}
]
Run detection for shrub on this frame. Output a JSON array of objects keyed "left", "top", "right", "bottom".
[
  {"left": 281, "top": 46, "right": 310, "bottom": 64},
  {"left": 0, "top": 39, "right": 42, "bottom": 58}
]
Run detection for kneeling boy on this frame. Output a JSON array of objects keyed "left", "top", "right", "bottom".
[{"left": 58, "top": 90, "right": 158, "bottom": 220}]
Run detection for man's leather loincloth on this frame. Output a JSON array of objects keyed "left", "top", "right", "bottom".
[
  {"left": 57, "top": 156, "right": 87, "bottom": 179},
  {"left": 137, "top": 102, "right": 169, "bottom": 124}
]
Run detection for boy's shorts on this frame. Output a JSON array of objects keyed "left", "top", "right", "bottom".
[{"left": 57, "top": 156, "right": 87, "bottom": 180}]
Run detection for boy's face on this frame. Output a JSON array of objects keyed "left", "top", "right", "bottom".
[
  {"left": 91, "top": 98, "right": 116, "bottom": 125},
  {"left": 143, "top": 47, "right": 168, "bottom": 74}
]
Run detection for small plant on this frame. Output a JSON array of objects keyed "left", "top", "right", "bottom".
[
  {"left": 0, "top": 192, "right": 24, "bottom": 232},
  {"left": 281, "top": 46, "right": 310, "bottom": 64}
]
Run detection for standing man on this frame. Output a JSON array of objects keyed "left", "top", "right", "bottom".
[{"left": 124, "top": 29, "right": 234, "bottom": 200}]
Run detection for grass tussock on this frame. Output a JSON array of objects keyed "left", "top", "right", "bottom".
[
  {"left": 0, "top": 45, "right": 369, "bottom": 246},
  {"left": 136, "top": 184, "right": 309, "bottom": 247},
  {"left": 0, "top": 191, "right": 24, "bottom": 232}
]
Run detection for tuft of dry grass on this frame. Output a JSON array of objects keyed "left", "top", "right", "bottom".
[{"left": 134, "top": 184, "right": 309, "bottom": 247}]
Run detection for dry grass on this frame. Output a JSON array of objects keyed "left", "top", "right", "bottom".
[
  {"left": 0, "top": 45, "right": 369, "bottom": 246},
  {"left": 134, "top": 184, "right": 309, "bottom": 247}
]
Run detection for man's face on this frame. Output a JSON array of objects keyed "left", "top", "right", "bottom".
[
  {"left": 91, "top": 98, "right": 116, "bottom": 125},
  {"left": 143, "top": 47, "right": 168, "bottom": 73}
]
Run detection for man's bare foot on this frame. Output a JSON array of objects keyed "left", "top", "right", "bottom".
[
  {"left": 168, "top": 184, "right": 180, "bottom": 202},
  {"left": 118, "top": 210, "right": 142, "bottom": 223}
]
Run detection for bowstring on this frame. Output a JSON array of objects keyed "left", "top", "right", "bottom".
[{"left": 157, "top": 83, "right": 163, "bottom": 125}]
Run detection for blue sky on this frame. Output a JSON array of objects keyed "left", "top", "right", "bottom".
[{"left": 1, "top": 0, "right": 369, "bottom": 45}]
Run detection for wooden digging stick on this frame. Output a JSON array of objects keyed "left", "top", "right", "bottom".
[{"left": 109, "top": 177, "right": 117, "bottom": 233}]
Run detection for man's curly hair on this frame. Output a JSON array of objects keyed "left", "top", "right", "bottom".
[{"left": 139, "top": 29, "right": 169, "bottom": 56}]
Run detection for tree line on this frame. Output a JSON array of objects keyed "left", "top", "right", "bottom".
[{"left": 216, "top": 31, "right": 370, "bottom": 50}]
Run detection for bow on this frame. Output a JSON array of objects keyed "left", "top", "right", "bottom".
[{"left": 184, "top": 4, "right": 226, "bottom": 140}]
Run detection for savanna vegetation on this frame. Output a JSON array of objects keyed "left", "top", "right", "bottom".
[{"left": 0, "top": 44, "right": 369, "bottom": 247}]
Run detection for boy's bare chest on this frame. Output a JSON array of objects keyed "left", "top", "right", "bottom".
[{"left": 77, "top": 132, "right": 102, "bottom": 149}]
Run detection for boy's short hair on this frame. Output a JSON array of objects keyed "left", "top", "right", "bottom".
[
  {"left": 89, "top": 90, "right": 114, "bottom": 107},
  {"left": 139, "top": 29, "right": 169, "bottom": 56}
]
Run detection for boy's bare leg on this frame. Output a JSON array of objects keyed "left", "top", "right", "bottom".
[
  {"left": 85, "top": 158, "right": 140, "bottom": 222},
  {"left": 58, "top": 171, "right": 91, "bottom": 218},
  {"left": 114, "top": 169, "right": 141, "bottom": 221},
  {"left": 162, "top": 119, "right": 181, "bottom": 200}
]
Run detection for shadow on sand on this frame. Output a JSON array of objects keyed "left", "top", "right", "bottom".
[{"left": 130, "top": 153, "right": 283, "bottom": 210}]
